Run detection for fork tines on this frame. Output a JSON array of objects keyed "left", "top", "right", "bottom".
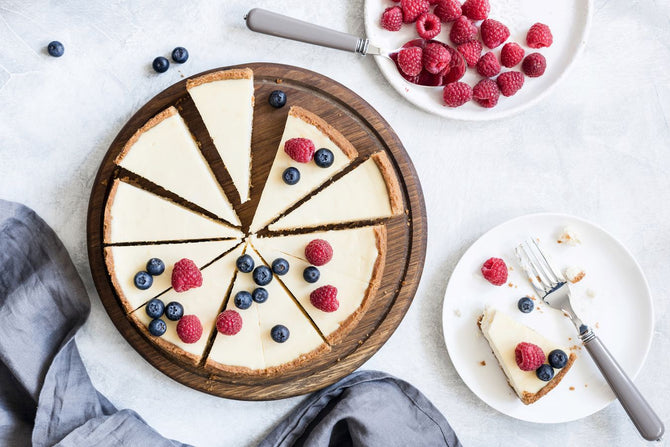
[{"left": 515, "top": 238, "right": 566, "bottom": 296}]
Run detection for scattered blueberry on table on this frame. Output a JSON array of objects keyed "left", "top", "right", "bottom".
[
  {"left": 152, "top": 56, "right": 169, "bottom": 73},
  {"left": 171, "top": 47, "right": 189, "bottom": 64},
  {"left": 271, "top": 324, "right": 290, "bottom": 343},
  {"left": 47, "top": 41, "right": 64, "bottom": 57},
  {"left": 282, "top": 167, "right": 300, "bottom": 185},
  {"left": 134, "top": 271, "right": 153, "bottom": 290},
  {"left": 314, "top": 148, "right": 334, "bottom": 168},
  {"left": 268, "top": 90, "right": 287, "bottom": 108},
  {"left": 517, "top": 297, "right": 534, "bottom": 313}
]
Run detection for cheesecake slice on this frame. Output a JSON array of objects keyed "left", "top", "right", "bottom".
[
  {"left": 478, "top": 307, "right": 577, "bottom": 405},
  {"left": 103, "top": 179, "right": 241, "bottom": 243},
  {"left": 268, "top": 152, "right": 402, "bottom": 231},
  {"left": 115, "top": 106, "right": 240, "bottom": 225},
  {"left": 187, "top": 69, "right": 254, "bottom": 203},
  {"left": 249, "top": 106, "right": 358, "bottom": 232}
]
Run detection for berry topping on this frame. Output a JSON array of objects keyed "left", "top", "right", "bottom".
[
  {"left": 536, "top": 364, "right": 554, "bottom": 382},
  {"left": 271, "top": 258, "right": 290, "bottom": 275},
  {"left": 517, "top": 297, "right": 534, "bottom": 313},
  {"left": 152, "top": 56, "right": 169, "bottom": 73},
  {"left": 146, "top": 258, "right": 165, "bottom": 276},
  {"left": 303, "top": 266, "right": 320, "bottom": 283},
  {"left": 234, "top": 291, "right": 253, "bottom": 310},
  {"left": 305, "top": 239, "right": 333, "bottom": 266},
  {"left": 400, "top": 0, "right": 430, "bottom": 23},
  {"left": 271, "top": 324, "right": 290, "bottom": 343},
  {"left": 381, "top": 6, "right": 403, "bottom": 32},
  {"left": 253, "top": 265, "right": 273, "bottom": 286},
  {"left": 252, "top": 287, "right": 269, "bottom": 303},
  {"left": 457, "top": 40, "right": 482, "bottom": 67},
  {"left": 284, "top": 138, "right": 315, "bottom": 163},
  {"left": 500, "top": 42, "right": 524, "bottom": 68},
  {"left": 171, "top": 47, "right": 189, "bottom": 64},
  {"left": 47, "top": 41, "right": 64, "bottom": 57},
  {"left": 423, "top": 42, "right": 451, "bottom": 74},
  {"left": 397, "top": 47, "right": 424, "bottom": 77},
  {"left": 236, "top": 254, "right": 255, "bottom": 273},
  {"left": 134, "top": 271, "right": 153, "bottom": 290},
  {"left": 497, "top": 71, "right": 524, "bottom": 97},
  {"left": 481, "top": 257, "right": 508, "bottom": 285},
  {"left": 176, "top": 315, "right": 203, "bottom": 344},
  {"left": 548, "top": 349, "right": 568, "bottom": 369},
  {"left": 145, "top": 298, "right": 165, "bottom": 319},
  {"left": 515, "top": 342, "right": 546, "bottom": 371},
  {"left": 165, "top": 301, "right": 184, "bottom": 321},
  {"left": 434, "top": 0, "right": 462, "bottom": 22},
  {"left": 461, "top": 0, "right": 490, "bottom": 20},
  {"left": 472, "top": 78, "right": 500, "bottom": 108},
  {"left": 216, "top": 310, "right": 243, "bottom": 335},
  {"left": 268, "top": 90, "right": 287, "bottom": 108},
  {"left": 449, "top": 16, "right": 478, "bottom": 46},
  {"left": 526, "top": 23, "right": 553, "bottom": 49},
  {"left": 522, "top": 53, "right": 547, "bottom": 77},
  {"left": 282, "top": 167, "right": 300, "bottom": 185},
  {"left": 476, "top": 51, "right": 500, "bottom": 77},
  {"left": 416, "top": 13, "right": 441, "bottom": 40},
  {"left": 314, "top": 148, "right": 334, "bottom": 168},
  {"left": 148, "top": 318, "right": 167, "bottom": 336},
  {"left": 480, "top": 19, "right": 510, "bottom": 49},
  {"left": 310, "top": 285, "right": 339, "bottom": 313},
  {"left": 171, "top": 258, "right": 203, "bottom": 292},
  {"left": 442, "top": 82, "right": 472, "bottom": 107}
]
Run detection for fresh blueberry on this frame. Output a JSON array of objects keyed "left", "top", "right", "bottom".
[
  {"left": 148, "top": 318, "right": 167, "bottom": 336},
  {"left": 535, "top": 364, "right": 554, "bottom": 382},
  {"left": 282, "top": 167, "right": 300, "bottom": 185},
  {"left": 47, "top": 41, "right": 64, "bottom": 57},
  {"left": 171, "top": 47, "right": 189, "bottom": 63},
  {"left": 548, "top": 349, "right": 568, "bottom": 369},
  {"left": 270, "top": 324, "right": 290, "bottom": 343},
  {"left": 314, "top": 148, "right": 334, "bottom": 168},
  {"left": 252, "top": 287, "right": 269, "bottom": 303},
  {"left": 303, "top": 266, "right": 320, "bottom": 283},
  {"left": 236, "top": 254, "right": 255, "bottom": 273},
  {"left": 272, "top": 258, "right": 289, "bottom": 275},
  {"left": 152, "top": 56, "right": 169, "bottom": 73},
  {"left": 134, "top": 271, "right": 153, "bottom": 290},
  {"left": 517, "top": 297, "right": 534, "bottom": 313},
  {"left": 145, "top": 298, "right": 165, "bottom": 318},
  {"left": 146, "top": 258, "right": 165, "bottom": 276},
  {"left": 234, "top": 291, "right": 253, "bottom": 310},
  {"left": 253, "top": 266, "right": 273, "bottom": 286},
  {"left": 268, "top": 90, "right": 287, "bottom": 108},
  {"left": 164, "top": 301, "right": 184, "bottom": 321}
]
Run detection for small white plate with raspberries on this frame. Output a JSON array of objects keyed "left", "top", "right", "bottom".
[
  {"left": 441, "top": 213, "right": 654, "bottom": 423},
  {"left": 363, "top": 0, "right": 593, "bottom": 120}
]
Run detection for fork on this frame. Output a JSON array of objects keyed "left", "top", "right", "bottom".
[{"left": 516, "top": 238, "right": 664, "bottom": 442}]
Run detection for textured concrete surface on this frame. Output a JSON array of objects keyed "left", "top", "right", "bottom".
[{"left": 0, "top": 0, "right": 668, "bottom": 445}]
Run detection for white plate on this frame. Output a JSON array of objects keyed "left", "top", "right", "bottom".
[
  {"left": 363, "top": 0, "right": 593, "bottom": 120},
  {"left": 442, "top": 213, "right": 654, "bottom": 423}
]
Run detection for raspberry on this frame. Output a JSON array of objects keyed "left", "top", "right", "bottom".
[
  {"left": 526, "top": 23, "right": 553, "bottom": 49},
  {"left": 449, "top": 16, "right": 478, "bottom": 45},
  {"left": 310, "top": 285, "right": 339, "bottom": 312},
  {"left": 515, "top": 342, "right": 546, "bottom": 371},
  {"left": 305, "top": 239, "right": 333, "bottom": 266},
  {"left": 472, "top": 79, "right": 500, "bottom": 108},
  {"left": 428, "top": 0, "right": 440, "bottom": 3},
  {"left": 397, "top": 47, "right": 423, "bottom": 76},
  {"left": 216, "top": 310, "right": 243, "bottom": 336},
  {"left": 481, "top": 257, "right": 507, "bottom": 285},
  {"left": 416, "top": 13, "right": 441, "bottom": 40},
  {"left": 480, "top": 19, "right": 509, "bottom": 49},
  {"left": 401, "top": 0, "right": 430, "bottom": 23},
  {"left": 176, "top": 314, "right": 203, "bottom": 344},
  {"left": 500, "top": 42, "right": 524, "bottom": 68},
  {"left": 171, "top": 259, "right": 203, "bottom": 292},
  {"left": 381, "top": 6, "right": 403, "bottom": 32},
  {"left": 434, "top": 0, "right": 461, "bottom": 22},
  {"left": 442, "top": 46, "right": 466, "bottom": 83},
  {"left": 522, "top": 53, "right": 547, "bottom": 77},
  {"left": 457, "top": 40, "right": 482, "bottom": 67},
  {"left": 461, "top": 0, "right": 490, "bottom": 21},
  {"left": 475, "top": 51, "right": 500, "bottom": 77},
  {"left": 423, "top": 42, "right": 450, "bottom": 74},
  {"left": 442, "top": 82, "right": 472, "bottom": 107},
  {"left": 284, "top": 138, "right": 315, "bottom": 163},
  {"left": 497, "top": 71, "right": 524, "bottom": 96}
]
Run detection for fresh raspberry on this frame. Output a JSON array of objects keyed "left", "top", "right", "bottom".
[
  {"left": 305, "top": 239, "right": 333, "bottom": 266},
  {"left": 480, "top": 19, "right": 509, "bottom": 49},
  {"left": 461, "top": 0, "right": 490, "bottom": 20},
  {"left": 522, "top": 53, "right": 547, "bottom": 77},
  {"left": 284, "top": 138, "right": 315, "bottom": 163},
  {"left": 442, "top": 82, "right": 472, "bottom": 107},
  {"left": 176, "top": 314, "right": 203, "bottom": 344},
  {"left": 401, "top": 0, "right": 430, "bottom": 23},
  {"left": 397, "top": 47, "right": 423, "bottom": 76},
  {"left": 500, "top": 42, "right": 524, "bottom": 67},
  {"left": 526, "top": 23, "right": 553, "bottom": 49},
  {"left": 515, "top": 342, "right": 546, "bottom": 371},
  {"left": 171, "top": 259, "right": 203, "bottom": 292},
  {"left": 434, "top": 0, "right": 461, "bottom": 22},
  {"left": 428, "top": 0, "right": 440, "bottom": 4},
  {"left": 449, "top": 16, "right": 478, "bottom": 45},
  {"left": 480, "top": 257, "right": 507, "bottom": 285},
  {"left": 380, "top": 6, "right": 403, "bottom": 32},
  {"left": 310, "top": 285, "right": 339, "bottom": 312},
  {"left": 497, "top": 71, "right": 524, "bottom": 96},
  {"left": 416, "top": 13, "right": 441, "bottom": 40},
  {"left": 457, "top": 40, "right": 482, "bottom": 67},
  {"left": 442, "top": 46, "right": 466, "bottom": 83},
  {"left": 216, "top": 310, "right": 243, "bottom": 336},
  {"left": 423, "top": 42, "right": 450, "bottom": 74},
  {"left": 475, "top": 51, "right": 500, "bottom": 77}
]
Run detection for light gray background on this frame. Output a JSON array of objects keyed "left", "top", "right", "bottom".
[{"left": 0, "top": 0, "right": 668, "bottom": 446}]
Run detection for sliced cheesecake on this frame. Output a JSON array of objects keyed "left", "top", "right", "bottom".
[{"left": 187, "top": 69, "right": 254, "bottom": 203}]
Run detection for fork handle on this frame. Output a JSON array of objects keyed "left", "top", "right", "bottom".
[{"left": 582, "top": 334, "right": 664, "bottom": 441}]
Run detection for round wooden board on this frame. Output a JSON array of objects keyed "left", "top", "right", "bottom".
[{"left": 87, "top": 63, "right": 427, "bottom": 400}]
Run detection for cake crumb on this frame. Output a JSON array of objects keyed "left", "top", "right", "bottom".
[
  {"left": 595, "top": 322, "right": 600, "bottom": 329},
  {"left": 586, "top": 288, "right": 597, "bottom": 298},
  {"left": 569, "top": 386, "right": 575, "bottom": 391},
  {"left": 453, "top": 309, "right": 462, "bottom": 318},
  {"left": 564, "top": 266, "right": 586, "bottom": 283},
  {"left": 508, "top": 282, "right": 513, "bottom": 287},
  {"left": 275, "top": 78, "right": 283, "bottom": 84},
  {"left": 584, "top": 384, "right": 588, "bottom": 388},
  {"left": 480, "top": 360, "right": 486, "bottom": 366},
  {"left": 509, "top": 266, "right": 514, "bottom": 271},
  {"left": 558, "top": 226, "right": 581, "bottom": 246}
]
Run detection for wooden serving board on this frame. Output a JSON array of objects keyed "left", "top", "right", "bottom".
[{"left": 87, "top": 63, "right": 427, "bottom": 400}]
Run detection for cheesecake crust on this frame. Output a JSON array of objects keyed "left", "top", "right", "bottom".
[
  {"left": 186, "top": 67, "right": 253, "bottom": 89},
  {"left": 102, "top": 178, "right": 121, "bottom": 244},
  {"left": 129, "top": 311, "right": 202, "bottom": 366},
  {"left": 115, "top": 107, "right": 178, "bottom": 165},
  {"left": 371, "top": 152, "right": 403, "bottom": 216},
  {"left": 289, "top": 106, "right": 358, "bottom": 160}
]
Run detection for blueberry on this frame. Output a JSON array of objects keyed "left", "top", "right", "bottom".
[
  {"left": 152, "top": 56, "right": 169, "bottom": 73},
  {"left": 517, "top": 297, "right": 534, "bottom": 313},
  {"left": 268, "top": 90, "right": 287, "bottom": 108},
  {"left": 271, "top": 324, "right": 290, "bottom": 343},
  {"left": 148, "top": 318, "right": 167, "bottom": 336},
  {"left": 303, "top": 266, "right": 320, "bottom": 283},
  {"left": 146, "top": 258, "right": 165, "bottom": 276},
  {"left": 145, "top": 298, "right": 165, "bottom": 318},
  {"left": 272, "top": 258, "right": 289, "bottom": 275},
  {"left": 236, "top": 254, "right": 255, "bottom": 273},
  {"left": 134, "top": 271, "right": 153, "bottom": 290},
  {"left": 548, "top": 349, "right": 568, "bottom": 369},
  {"left": 252, "top": 287, "right": 269, "bottom": 303},
  {"left": 535, "top": 364, "right": 554, "bottom": 382},
  {"left": 234, "top": 291, "right": 253, "bottom": 309},
  {"left": 314, "top": 148, "right": 334, "bottom": 168},
  {"left": 47, "top": 41, "right": 64, "bottom": 57},
  {"left": 253, "top": 266, "right": 273, "bottom": 286},
  {"left": 164, "top": 301, "right": 184, "bottom": 321},
  {"left": 171, "top": 47, "right": 189, "bottom": 64},
  {"left": 282, "top": 167, "right": 300, "bottom": 185}
]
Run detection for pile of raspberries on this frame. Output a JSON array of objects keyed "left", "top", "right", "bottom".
[{"left": 380, "top": 0, "right": 553, "bottom": 108}]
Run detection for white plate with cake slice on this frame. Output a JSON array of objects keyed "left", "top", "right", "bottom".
[{"left": 442, "top": 213, "right": 654, "bottom": 423}]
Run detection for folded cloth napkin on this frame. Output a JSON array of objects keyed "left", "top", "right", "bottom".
[{"left": 0, "top": 200, "right": 462, "bottom": 447}]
